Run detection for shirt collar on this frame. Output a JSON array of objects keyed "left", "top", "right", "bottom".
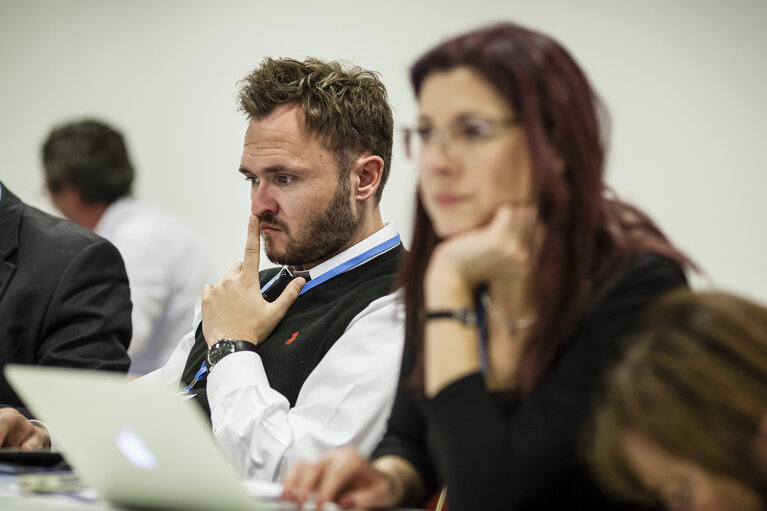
[{"left": 94, "top": 196, "right": 136, "bottom": 237}]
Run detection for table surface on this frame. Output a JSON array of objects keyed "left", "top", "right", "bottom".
[{"left": 0, "top": 473, "right": 425, "bottom": 511}]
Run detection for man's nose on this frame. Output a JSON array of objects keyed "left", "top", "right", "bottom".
[{"left": 250, "top": 184, "right": 278, "bottom": 217}]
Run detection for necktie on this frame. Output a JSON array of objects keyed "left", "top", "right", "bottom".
[
  {"left": 262, "top": 269, "right": 311, "bottom": 302},
  {"left": 291, "top": 270, "right": 312, "bottom": 282}
]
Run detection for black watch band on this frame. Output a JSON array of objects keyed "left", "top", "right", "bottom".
[
  {"left": 422, "top": 308, "right": 478, "bottom": 327},
  {"left": 206, "top": 339, "right": 258, "bottom": 369}
]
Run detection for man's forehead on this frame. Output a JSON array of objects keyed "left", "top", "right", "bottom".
[
  {"left": 240, "top": 107, "right": 337, "bottom": 173},
  {"left": 244, "top": 105, "right": 313, "bottom": 144}
]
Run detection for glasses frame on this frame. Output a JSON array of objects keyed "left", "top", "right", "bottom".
[{"left": 402, "top": 116, "right": 520, "bottom": 161}]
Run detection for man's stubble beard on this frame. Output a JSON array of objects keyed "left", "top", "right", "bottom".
[{"left": 262, "top": 176, "right": 359, "bottom": 267}]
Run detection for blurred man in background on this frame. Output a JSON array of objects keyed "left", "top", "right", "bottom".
[{"left": 41, "top": 120, "right": 213, "bottom": 376}]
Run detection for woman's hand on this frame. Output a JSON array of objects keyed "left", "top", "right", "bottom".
[
  {"left": 282, "top": 449, "right": 420, "bottom": 509},
  {"left": 423, "top": 204, "right": 542, "bottom": 397},
  {"left": 424, "top": 204, "right": 540, "bottom": 309},
  {"left": 0, "top": 408, "right": 51, "bottom": 449}
]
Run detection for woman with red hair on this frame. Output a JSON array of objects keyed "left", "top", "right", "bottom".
[{"left": 284, "top": 22, "right": 691, "bottom": 511}]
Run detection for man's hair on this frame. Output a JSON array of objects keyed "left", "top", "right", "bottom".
[
  {"left": 42, "top": 119, "right": 134, "bottom": 204},
  {"left": 238, "top": 57, "right": 393, "bottom": 202}
]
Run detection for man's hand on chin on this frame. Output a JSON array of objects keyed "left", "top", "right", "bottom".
[{"left": 0, "top": 407, "right": 51, "bottom": 449}]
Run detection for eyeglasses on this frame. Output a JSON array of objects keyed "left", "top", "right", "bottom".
[{"left": 402, "top": 116, "right": 519, "bottom": 160}]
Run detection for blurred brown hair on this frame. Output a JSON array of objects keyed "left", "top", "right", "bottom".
[
  {"left": 590, "top": 289, "right": 767, "bottom": 503},
  {"left": 43, "top": 119, "right": 134, "bottom": 204}
]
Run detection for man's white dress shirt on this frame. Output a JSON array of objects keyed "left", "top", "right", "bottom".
[
  {"left": 96, "top": 198, "right": 214, "bottom": 376},
  {"left": 140, "top": 222, "right": 405, "bottom": 481}
]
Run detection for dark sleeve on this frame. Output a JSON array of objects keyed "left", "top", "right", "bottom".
[
  {"left": 372, "top": 347, "right": 439, "bottom": 503},
  {"left": 35, "top": 238, "right": 132, "bottom": 372},
  {"left": 415, "top": 255, "right": 685, "bottom": 510}
]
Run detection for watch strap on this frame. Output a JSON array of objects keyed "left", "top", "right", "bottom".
[
  {"left": 423, "top": 308, "right": 478, "bottom": 327},
  {"left": 206, "top": 338, "right": 258, "bottom": 369}
]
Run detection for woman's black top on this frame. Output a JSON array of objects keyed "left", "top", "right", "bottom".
[{"left": 373, "top": 253, "right": 686, "bottom": 511}]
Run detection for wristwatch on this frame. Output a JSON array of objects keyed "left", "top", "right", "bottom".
[
  {"left": 423, "top": 308, "right": 478, "bottom": 327},
  {"left": 206, "top": 339, "right": 258, "bottom": 369}
]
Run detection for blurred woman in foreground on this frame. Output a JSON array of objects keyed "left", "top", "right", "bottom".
[
  {"left": 284, "top": 22, "right": 691, "bottom": 510},
  {"left": 591, "top": 289, "right": 767, "bottom": 511}
]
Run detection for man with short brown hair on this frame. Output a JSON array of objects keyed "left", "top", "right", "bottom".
[{"left": 142, "top": 57, "right": 405, "bottom": 481}]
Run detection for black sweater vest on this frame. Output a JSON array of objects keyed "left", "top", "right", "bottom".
[{"left": 181, "top": 244, "right": 404, "bottom": 417}]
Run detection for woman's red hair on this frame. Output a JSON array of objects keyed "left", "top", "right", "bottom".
[{"left": 397, "top": 22, "right": 692, "bottom": 393}]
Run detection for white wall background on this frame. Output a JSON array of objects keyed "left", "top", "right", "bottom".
[{"left": 1, "top": 0, "right": 765, "bottom": 302}]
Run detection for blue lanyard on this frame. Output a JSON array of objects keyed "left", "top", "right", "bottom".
[
  {"left": 184, "top": 233, "right": 401, "bottom": 394},
  {"left": 260, "top": 233, "right": 401, "bottom": 296},
  {"left": 183, "top": 362, "right": 209, "bottom": 393}
]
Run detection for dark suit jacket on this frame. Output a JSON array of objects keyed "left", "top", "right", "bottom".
[{"left": 0, "top": 183, "right": 132, "bottom": 408}]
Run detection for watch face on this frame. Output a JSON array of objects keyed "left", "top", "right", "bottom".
[{"left": 207, "top": 340, "right": 237, "bottom": 367}]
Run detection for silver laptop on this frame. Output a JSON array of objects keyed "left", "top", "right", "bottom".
[{"left": 4, "top": 364, "right": 288, "bottom": 510}]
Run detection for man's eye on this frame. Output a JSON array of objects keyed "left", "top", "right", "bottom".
[
  {"left": 245, "top": 176, "right": 259, "bottom": 185},
  {"left": 276, "top": 176, "right": 294, "bottom": 184}
]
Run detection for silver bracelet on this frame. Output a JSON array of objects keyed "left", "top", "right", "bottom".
[{"left": 480, "top": 293, "right": 537, "bottom": 336}]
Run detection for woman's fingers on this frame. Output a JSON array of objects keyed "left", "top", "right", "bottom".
[{"left": 283, "top": 448, "right": 379, "bottom": 509}]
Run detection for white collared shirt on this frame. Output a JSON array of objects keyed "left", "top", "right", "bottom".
[
  {"left": 95, "top": 198, "right": 214, "bottom": 375},
  {"left": 139, "top": 222, "right": 405, "bottom": 481}
]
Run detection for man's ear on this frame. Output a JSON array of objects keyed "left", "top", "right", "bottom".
[{"left": 351, "top": 152, "right": 384, "bottom": 202}]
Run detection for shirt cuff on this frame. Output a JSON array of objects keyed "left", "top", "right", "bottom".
[
  {"left": 29, "top": 419, "right": 56, "bottom": 450},
  {"left": 206, "top": 351, "right": 270, "bottom": 401}
]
